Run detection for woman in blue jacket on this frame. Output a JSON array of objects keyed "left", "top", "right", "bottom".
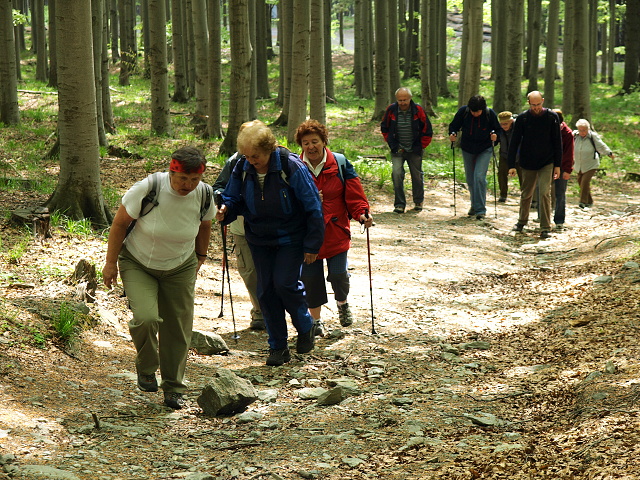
[
  {"left": 216, "top": 122, "right": 324, "bottom": 366},
  {"left": 448, "top": 95, "right": 500, "bottom": 219}
]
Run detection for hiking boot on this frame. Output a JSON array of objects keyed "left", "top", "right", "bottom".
[
  {"left": 413, "top": 203, "right": 423, "bottom": 212},
  {"left": 249, "top": 318, "right": 265, "bottom": 330},
  {"left": 266, "top": 348, "right": 291, "bottom": 366},
  {"left": 137, "top": 372, "right": 158, "bottom": 392},
  {"left": 476, "top": 214, "right": 486, "bottom": 220},
  {"left": 540, "top": 230, "right": 551, "bottom": 239},
  {"left": 296, "top": 324, "right": 316, "bottom": 354},
  {"left": 314, "top": 320, "right": 326, "bottom": 337},
  {"left": 393, "top": 206, "right": 404, "bottom": 214},
  {"left": 531, "top": 201, "right": 538, "bottom": 209},
  {"left": 338, "top": 303, "right": 353, "bottom": 327},
  {"left": 512, "top": 223, "right": 524, "bottom": 232},
  {"left": 555, "top": 224, "right": 564, "bottom": 232},
  {"left": 467, "top": 208, "right": 475, "bottom": 216},
  {"left": 578, "top": 202, "right": 586, "bottom": 208},
  {"left": 498, "top": 197, "right": 507, "bottom": 203},
  {"left": 163, "top": 392, "right": 185, "bottom": 409}
]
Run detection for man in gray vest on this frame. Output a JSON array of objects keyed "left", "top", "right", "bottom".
[{"left": 381, "top": 88, "right": 433, "bottom": 214}]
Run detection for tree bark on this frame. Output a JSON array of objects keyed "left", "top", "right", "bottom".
[
  {"left": 191, "top": 0, "right": 209, "bottom": 126},
  {"left": 47, "top": 0, "right": 111, "bottom": 227},
  {"left": 492, "top": 0, "right": 508, "bottom": 112},
  {"left": 207, "top": 0, "right": 223, "bottom": 138},
  {"left": 607, "top": 0, "right": 616, "bottom": 86},
  {"left": 459, "top": 0, "right": 483, "bottom": 107},
  {"left": 286, "top": 0, "right": 310, "bottom": 143},
  {"left": 218, "top": 0, "right": 251, "bottom": 156},
  {"left": 92, "top": 0, "right": 108, "bottom": 147},
  {"left": 0, "top": 0, "right": 20, "bottom": 125},
  {"left": 525, "top": 0, "right": 542, "bottom": 93},
  {"left": 388, "top": 0, "right": 400, "bottom": 101},
  {"left": 171, "top": 0, "right": 189, "bottom": 102},
  {"left": 371, "top": 0, "right": 389, "bottom": 121},
  {"left": 256, "top": 0, "right": 271, "bottom": 99},
  {"left": 149, "top": 0, "right": 171, "bottom": 135},
  {"left": 309, "top": 0, "right": 326, "bottom": 123},
  {"left": 47, "top": 0, "right": 57, "bottom": 87},
  {"left": 101, "top": 0, "right": 115, "bottom": 133},
  {"left": 543, "top": 0, "right": 560, "bottom": 107},
  {"left": 35, "top": 0, "right": 48, "bottom": 82},
  {"left": 505, "top": 0, "right": 525, "bottom": 113},
  {"left": 563, "top": 0, "right": 575, "bottom": 113},
  {"left": 110, "top": 0, "right": 120, "bottom": 61},
  {"left": 323, "top": 0, "right": 335, "bottom": 102},
  {"left": 622, "top": 0, "right": 640, "bottom": 93},
  {"left": 273, "top": 0, "right": 292, "bottom": 124},
  {"left": 437, "top": 0, "right": 451, "bottom": 98},
  {"left": 571, "top": 0, "right": 591, "bottom": 122}
]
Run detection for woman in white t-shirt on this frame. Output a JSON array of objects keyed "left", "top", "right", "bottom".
[{"left": 102, "top": 147, "right": 215, "bottom": 410}]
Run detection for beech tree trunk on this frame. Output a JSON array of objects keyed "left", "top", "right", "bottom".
[
  {"left": 371, "top": 0, "right": 389, "bottom": 121},
  {"left": 171, "top": 0, "right": 189, "bottom": 102},
  {"left": 47, "top": 0, "right": 111, "bottom": 227},
  {"left": 543, "top": 0, "right": 560, "bottom": 107},
  {"left": 309, "top": 0, "right": 326, "bottom": 123},
  {"left": 504, "top": 0, "right": 525, "bottom": 113},
  {"left": 286, "top": 0, "right": 310, "bottom": 143},
  {"left": 149, "top": 0, "right": 171, "bottom": 135},
  {"left": 0, "top": 0, "right": 20, "bottom": 125},
  {"left": 622, "top": 0, "right": 640, "bottom": 93},
  {"left": 206, "top": 0, "right": 223, "bottom": 138}
]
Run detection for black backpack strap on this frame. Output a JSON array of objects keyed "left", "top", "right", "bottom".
[
  {"left": 125, "top": 172, "right": 161, "bottom": 237},
  {"left": 200, "top": 182, "right": 213, "bottom": 220}
]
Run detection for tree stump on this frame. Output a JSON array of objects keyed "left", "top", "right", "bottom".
[
  {"left": 69, "top": 259, "right": 98, "bottom": 303},
  {"left": 11, "top": 206, "right": 51, "bottom": 240},
  {"left": 624, "top": 172, "right": 640, "bottom": 182}
]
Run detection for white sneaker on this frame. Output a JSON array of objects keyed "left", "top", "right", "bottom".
[{"left": 314, "top": 319, "right": 326, "bottom": 337}]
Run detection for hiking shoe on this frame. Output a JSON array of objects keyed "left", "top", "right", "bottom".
[
  {"left": 531, "top": 201, "right": 538, "bottom": 209},
  {"left": 578, "top": 202, "right": 586, "bottom": 208},
  {"left": 498, "top": 197, "right": 507, "bottom": 203},
  {"left": 512, "top": 223, "right": 524, "bottom": 232},
  {"left": 266, "top": 348, "right": 291, "bottom": 366},
  {"left": 555, "top": 224, "right": 564, "bottom": 232},
  {"left": 413, "top": 203, "right": 423, "bottom": 212},
  {"left": 467, "top": 208, "right": 475, "bottom": 216},
  {"left": 137, "top": 372, "right": 158, "bottom": 392},
  {"left": 296, "top": 324, "right": 316, "bottom": 354},
  {"left": 540, "top": 230, "right": 551, "bottom": 239},
  {"left": 338, "top": 303, "right": 353, "bottom": 327},
  {"left": 314, "top": 320, "right": 326, "bottom": 337},
  {"left": 163, "top": 392, "right": 185, "bottom": 409},
  {"left": 476, "top": 214, "right": 486, "bottom": 220},
  {"left": 249, "top": 318, "right": 265, "bottom": 330},
  {"left": 393, "top": 206, "right": 404, "bottom": 214}
]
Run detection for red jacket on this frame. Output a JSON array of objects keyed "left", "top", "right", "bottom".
[
  {"left": 304, "top": 149, "right": 370, "bottom": 260},
  {"left": 559, "top": 121, "right": 574, "bottom": 174}
]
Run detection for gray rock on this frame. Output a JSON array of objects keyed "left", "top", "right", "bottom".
[
  {"left": 190, "top": 330, "right": 229, "bottom": 355},
  {"left": 0, "top": 454, "right": 15, "bottom": 465},
  {"left": 460, "top": 341, "right": 491, "bottom": 350},
  {"left": 494, "top": 443, "right": 525, "bottom": 452},
  {"left": 584, "top": 371, "right": 603, "bottom": 382},
  {"left": 197, "top": 368, "right": 258, "bottom": 416},
  {"left": 341, "top": 457, "right": 366, "bottom": 467},
  {"left": 235, "top": 411, "right": 263, "bottom": 424},
  {"left": 605, "top": 360, "right": 617, "bottom": 374},
  {"left": 76, "top": 422, "right": 150, "bottom": 436},
  {"left": 15, "top": 465, "right": 81, "bottom": 480},
  {"left": 257, "top": 389, "right": 278, "bottom": 403},
  {"left": 594, "top": 275, "right": 613, "bottom": 284},
  {"left": 463, "top": 412, "right": 511, "bottom": 427},
  {"left": 317, "top": 386, "right": 345, "bottom": 406},
  {"left": 622, "top": 261, "right": 639, "bottom": 270},
  {"left": 441, "top": 352, "right": 460, "bottom": 362},
  {"left": 185, "top": 474, "right": 216, "bottom": 480},
  {"left": 326, "top": 378, "right": 361, "bottom": 395},
  {"left": 297, "top": 387, "right": 328, "bottom": 400},
  {"left": 392, "top": 397, "right": 413, "bottom": 406}
]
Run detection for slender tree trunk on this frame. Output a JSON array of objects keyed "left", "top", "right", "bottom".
[
  {"left": 458, "top": 0, "right": 469, "bottom": 106},
  {"left": 427, "top": 0, "right": 438, "bottom": 107},
  {"left": 256, "top": 0, "right": 271, "bottom": 99},
  {"left": 323, "top": 0, "right": 335, "bottom": 102},
  {"left": 171, "top": 0, "right": 189, "bottom": 102},
  {"left": 248, "top": 0, "right": 257, "bottom": 120},
  {"left": 110, "top": 0, "right": 120, "bottom": 61},
  {"left": 388, "top": 0, "right": 400, "bottom": 100},
  {"left": 622, "top": 0, "right": 640, "bottom": 93},
  {"left": 571, "top": 0, "right": 591, "bottom": 122},
  {"left": 149, "top": 0, "right": 171, "bottom": 135},
  {"left": 459, "top": 0, "right": 483, "bottom": 106},
  {"left": 600, "top": 19, "right": 608, "bottom": 83},
  {"left": 354, "top": 0, "right": 363, "bottom": 96},
  {"left": 101, "top": 0, "right": 115, "bottom": 133},
  {"left": 35, "top": 0, "right": 47, "bottom": 82},
  {"left": 141, "top": 0, "right": 151, "bottom": 78},
  {"left": 419, "top": 0, "right": 435, "bottom": 116},
  {"left": 191, "top": 0, "right": 209, "bottom": 125},
  {"left": 13, "top": 0, "right": 22, "bottom": 81},
  {"left": 185, "top": 0, "right": 196, "bottom": 95},
  {"left": 356, "top": 0, "right": 373, "bottom": 98},
  {"left": 218, "top": 0, "right": 251, "bottom": 156},
  {"left": 493, "top": 0, "right": 508, "bottom": 111},
  {"left": 47, "top": 0, "right": 57, "bottom": 87},
  {"left": 563, "top": 0, "right": 575, "bottom": 113},
  {"left": 48, "top": 0, "right": 111, "bottom": 227},
  {"left": 607, "top": 0, "right": 616, "bottom": 85},
  {"left": 273, "top": 0, "right": 292, "bottom": 124},
  {"left": 543, "top": 0, "right": 560, "bottom": 107},
  {"left": 437, "top": 0, "right": 451, "bottom": 97},
  {"left": 526, "top": 0, "right": 542, "bottom": 93},
  {"left": 589, "top": 0, "right": 598, "bottom": 82},
  {"left": 371, "top": 0, "right": 389, "bottom": 121},
  {"left": 206, "top": 0, "right": 223, "bottom": 138},
  {"left": 0, "top": 0, "right": 20, "bottom": 125},
  {"left": 505, "top": 0, "right": 525, "bottom": 113},
  {"left": 403, "top": 0, "right": 419, "bottom": 79},
  {"left": 309, "top": 0, "right": 326, "bottom": 123},
  {"left": 118, "top": 0, "right": 134, "bottom": 86},
  {"left": 287, "top": 0, "right": 310, "bottom": 143},
  {"left": 92, "top": 0, "right": 108, "bottom": 147}
]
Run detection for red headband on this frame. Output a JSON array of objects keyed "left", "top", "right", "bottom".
[{"left": 170, "top": 158, "right": 206, "bottom": 174}]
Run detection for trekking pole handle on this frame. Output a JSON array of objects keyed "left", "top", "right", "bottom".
[{"left": 214, "top": 190, "right": 223, "bottom": 209}]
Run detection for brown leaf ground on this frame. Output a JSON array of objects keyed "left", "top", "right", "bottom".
[{"left": 2, "top": 155, "right": 640, "bottom": 479}]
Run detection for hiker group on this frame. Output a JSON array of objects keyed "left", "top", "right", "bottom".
[{"left": 102, "top": 88, "right": 613, "bottom": 409}]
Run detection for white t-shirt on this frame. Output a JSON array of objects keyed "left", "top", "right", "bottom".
[{"left": 122, "top": 172, "right": 216, "bottom": 270}]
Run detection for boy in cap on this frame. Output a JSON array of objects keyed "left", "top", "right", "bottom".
[{"left": 497, "top": 111, "right": 521, "bottom": 202}]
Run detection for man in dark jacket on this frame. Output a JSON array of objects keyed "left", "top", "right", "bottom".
[
  {"left": 380, "top": 87, "right": 433, "bottom": 214},
  {"left": 508, "top": 91, "right": 562, "bottom": 239}
]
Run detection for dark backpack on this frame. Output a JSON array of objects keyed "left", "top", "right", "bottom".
[{"left": 125, "top": 172, "right": 213, "bottom": 237}]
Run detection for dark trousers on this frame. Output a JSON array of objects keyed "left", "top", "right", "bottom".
[{"left": 249, "top": 242, "right": 314, "bottom": 350}]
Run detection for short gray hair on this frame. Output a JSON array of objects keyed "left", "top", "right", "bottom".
[
  {"left": 575, "top": 118, "right": 591, "bottom": 130},
  {"left": 395, "top": 87, "right": 412, "bottom": 97}
]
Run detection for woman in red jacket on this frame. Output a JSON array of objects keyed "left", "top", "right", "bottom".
[{"left": 295, "top": 120, "right": 374, "bottom": 334}]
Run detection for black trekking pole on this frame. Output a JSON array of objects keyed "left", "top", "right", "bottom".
[
  {"left": 214, "top": 192, "right": 239, "bottom": 342},
  {"left": 217, "top": 225, "right": 226, "bottom": 318},
  {"left": 364, "top": 209, "right": 376, "bottom": 334},
  {"left": 451, "top": 141, "right": 457, "bottom": 216},
  {"left": 491, "top": 138, "right": 498, "bottom": 219}
]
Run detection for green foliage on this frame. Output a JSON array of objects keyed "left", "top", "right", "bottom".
[
  {"left": 7, "top": 237, "right": 29, "bottom": 265},
  {"left": 51, "top": 302, "right": 79, "bottom": 346}
]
